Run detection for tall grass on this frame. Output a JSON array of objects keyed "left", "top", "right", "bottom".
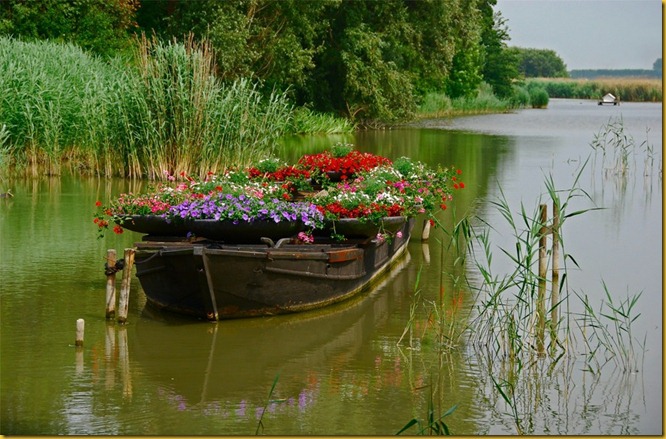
[
  {"left": 406, "top": 155, "right": 649, "bottom": 433},
  {"left": 0, "top": 36, "right": 322, "bottom": 179},
  {"left": 417, "top": 83, "right": 515, "bottom": 118},
  {"left": 0, "top": 37, "right": 117, "bottom": 176},
  {"left": 289, "top": 107, "right": 356, "bottom": 134},
  {"left": 116, "top": 34, "right": 295, "bottom": 179}
]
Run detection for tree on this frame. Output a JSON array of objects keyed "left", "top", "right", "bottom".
[
  {"left": 0, "top": 0, "right": 138, "bottom": 57},
  {"left": 653, "top": 58, "right": 662, "bottom": 75},
  {"left": 508, "top": 47, "right": 568, "bottom": 78},
  {"left": 478, "top": 1, "right": 519, "bottom": 98}
]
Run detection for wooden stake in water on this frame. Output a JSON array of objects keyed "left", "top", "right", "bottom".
[
  {"left": 75, "top": 318, "right": 85, "bottom": 347},
  {"left": 550, "top": 202, "right": 560, "bottom": 335},
  {"left": 421, "top": 219, "right": 431, "bottom": 241},
  {"left": 537, "top": 204, "right": 548, "bottom": 355},
  {"left": 117, "top": 248, "right": 136, "bottom": 325},
  {"left": 118, "top": 326, "right": 133, "bottom": 399},
  {"left": 105, "top": 249, "right": 117, "bottom": 319}
]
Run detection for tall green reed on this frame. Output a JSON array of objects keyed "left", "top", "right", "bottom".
[
  {"left": 116, "top": 34, "right": 294, "bottom": 179},
  {"left": 0, "top": 36, "right": 301, "bottom": 178},
  {"left": 0, "top": 37, "right": 117, "bottom": 176}
]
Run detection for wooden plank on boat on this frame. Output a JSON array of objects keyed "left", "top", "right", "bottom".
[
  {"left": 328, "top": 248, "right": 364, "bottom": 263},
  {"left": 266, "top": 250, "right": 330, "bottom": 261}
]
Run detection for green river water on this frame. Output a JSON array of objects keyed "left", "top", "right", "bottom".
[{"left": 1, "top": 99, "right": 662, "bottom": 434}]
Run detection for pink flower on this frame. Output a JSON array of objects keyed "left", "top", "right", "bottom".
[{"left": 396, "top": 231, "right": 403, "bottom": 238}]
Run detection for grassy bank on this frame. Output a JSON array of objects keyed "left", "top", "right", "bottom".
[
  {"left": 0, "top": 37, "right": 352, "bottom": 179},
  {"left": 529, "top": 77, "right": 662, "bottom": 102},
  {"left": 416, "top": 83, "right": 516, "bottom": 118},
  {"left": 414, "top": 81, "right": 554, "bottom": 119}
]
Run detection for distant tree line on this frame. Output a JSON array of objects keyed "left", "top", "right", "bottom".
[{"left": 569, "top": 59, "right": 662, "bottom": 79}]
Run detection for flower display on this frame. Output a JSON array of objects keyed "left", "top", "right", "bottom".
[
  {"left": 94, "top": 146, "right": 464, "bottom": 240},
  {"left": 168, "top": 193, "right": 324, "bottom": 228},
  {"left": 297, "top": 143, "right": 392, "bottom": 182}
]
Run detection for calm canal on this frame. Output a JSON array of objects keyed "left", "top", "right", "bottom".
[{"left": 1, "top": 99, "right": 661, "bottom": 434}]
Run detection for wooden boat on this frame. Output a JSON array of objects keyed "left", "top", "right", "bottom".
[{"left": 133, "top": 217, "right": 415, "bottom": 320}]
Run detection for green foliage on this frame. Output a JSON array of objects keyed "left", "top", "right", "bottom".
[
  {"left": 509, "top": 85, "right": 531, "bottom": 107},
  {"left": 508, "top": 47, "right": 569, "bottom": 78},
  {"left": 340, "top": 24, "right": 416, "bottom": 122},
  {"left": 528, "top": 85, "right": 549, "bottom": 108},
  {"left": 446, "top": 47, "right": 484, "bottom": 99},
  {"left": 289, "top": 107, "right": 355, "bottom": 134},
  {"left": 0, "top": 0, "right": 138, "bottom": 57},
  {"left": 418, "top": 83, "right": 517, "bottom": 118},
  {"left": 133, "top": 0, "right": 497, "bottom": 124},
  {"left": 479, "top": 4, "right": 520, "bottom": 98},
  {"left": 1, "top": 0, "right": 526, "bottom": 126}
]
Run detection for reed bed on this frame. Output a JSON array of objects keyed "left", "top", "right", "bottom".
[
  {"left": 417, "top": 83, "right": 515, "bottom": 118},
  {"left": 1, "top": 36, "right": 356, "bottom": 179},
  {"left": 530, "top": 77, "right": 662, "bottom": 102}
]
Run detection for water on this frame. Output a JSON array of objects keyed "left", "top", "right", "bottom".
[{"left": 1, "top": 99, "right": 661, "bottom": 434}]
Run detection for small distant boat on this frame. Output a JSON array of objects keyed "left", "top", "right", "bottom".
[
  {"left": 598, "top": 93, "right": 620, "bottom": 105},
  {"left": 132, "top": 217, "right": 415, "bottom": 320}
]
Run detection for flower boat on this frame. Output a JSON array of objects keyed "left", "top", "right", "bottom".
[
  {"left": 132, "top": 217, "right": 414, "bottom": 320},
  {"left": 95, "top": 144, "right": 465, "bottom": 320}
]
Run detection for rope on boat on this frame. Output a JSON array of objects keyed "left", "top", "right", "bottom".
[{"left": 104, "top": 258, "right": 125, "bottom": 275}]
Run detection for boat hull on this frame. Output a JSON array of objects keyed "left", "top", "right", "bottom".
[{"left": 133, "top": 218, "right": 414, "bottom": 320}]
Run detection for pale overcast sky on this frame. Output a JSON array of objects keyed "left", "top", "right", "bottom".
[{"left": 495, "top": 0, "right": 663, "bottom": 70}]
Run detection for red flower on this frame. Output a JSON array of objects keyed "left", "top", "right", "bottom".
[
  {"left": 113, "top": 225, "right": 124, "bottom": 234},
  {"left": 459, "top": 182, "right": 465, "bottom": 188},
  {"left": 95, "top": 200, "right": 102, "bottom": 207},
  {"left": 456, "top": 169, "right": 462, "bottom": 175}
]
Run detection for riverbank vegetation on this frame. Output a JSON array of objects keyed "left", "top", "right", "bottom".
[
  {"left": 1, "top": 0, "right": 531, "bottom": 178},
  {"left": 528, "top": 77, "right": 663, "bottom": 102},
  {"left": 1, "top": 0, "right": 658, "bottom": 179}
]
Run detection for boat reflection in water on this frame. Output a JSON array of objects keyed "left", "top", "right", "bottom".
[{"left": 130, "top": 250, "right": 414, "bottom": 420}]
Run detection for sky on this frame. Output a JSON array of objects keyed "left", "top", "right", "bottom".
[{"left": 495, "top": 0, "right": 663, "bottom": 70}]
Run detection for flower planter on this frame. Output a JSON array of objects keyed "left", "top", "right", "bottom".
[
  {"left": 117, "top": 215, "right": 304, "bottom": 243},
  {"left": 188, "top": 219, "right": 304, "bottom": 243},
  {"left": 319, "top": 216, "right": 407, "bottom": 239},
  {"left": 117, "top": 215, "right": 194, "bottom": 236}
]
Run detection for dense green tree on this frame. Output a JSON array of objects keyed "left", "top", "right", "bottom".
[
  {"left": 0, "top": 0, "right": 138, "bottom": 57},
  {"left": 132, "top": 0, "right": 491, "bottom": 122},
  {"left": 508, "top": 47, "right": 568, "bottom": 78},
  {"left": 478, "top": 0, "right": 519, "bottom": 98}
]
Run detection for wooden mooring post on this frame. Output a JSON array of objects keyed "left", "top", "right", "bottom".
[
  {"left": 536, "top": 202, "right": 561, "bottom": 356},
  {"left": 105, "top": 249, "right": 117, "bottom": 319},
  {"left": 117, "top": 248, "right": 136, "bottom": 324},
  {"left": 550, "top": 202, "right": 560, "bottom": 336},
  {"left": 536, "top": 204, "right": 548, "bottom": 355},
  {"left": 421, "top": 219, "right": 431, "bottom": 241},
  {"left": 75, "top": 318, "right": 85, "bottom": 347}
]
